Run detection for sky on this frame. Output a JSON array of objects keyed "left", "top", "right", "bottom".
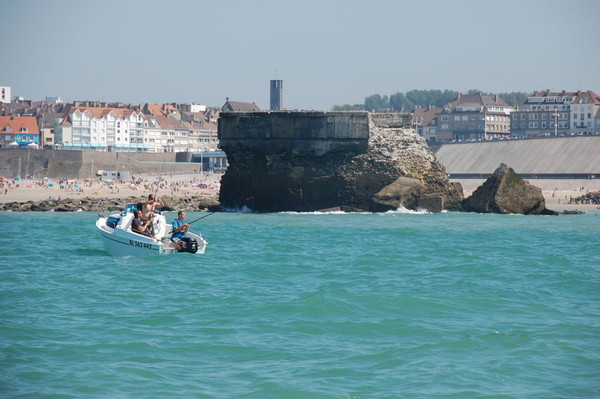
[{"left": 1, "top": 0, "right": 599, "bottom": 110}]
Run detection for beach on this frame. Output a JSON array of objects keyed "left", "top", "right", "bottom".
[
  {"left": 0, "top": 174, "right": 598, "bottom": 212},
  {"left": 0, "top": 173, "right": 222, "bottom": 207}
]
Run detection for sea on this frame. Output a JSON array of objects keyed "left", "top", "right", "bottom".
[{"left": 1, "top": 209, "right": 599, "bottom": 398}]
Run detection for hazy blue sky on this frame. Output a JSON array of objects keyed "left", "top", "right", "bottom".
[{"left": 1, "top": 0, "right": 598, "bottom": 110}]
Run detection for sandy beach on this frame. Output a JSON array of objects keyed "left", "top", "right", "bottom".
[
  {"left": 0, "top": 173, "right": 222, "bottom": 206},
  {"left": 0, "top": 174, "right": 599, "bottom": 212}
]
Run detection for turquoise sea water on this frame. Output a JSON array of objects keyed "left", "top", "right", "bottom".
[{"left": 1, "top": 209, "right": 599, "bottom": 398}]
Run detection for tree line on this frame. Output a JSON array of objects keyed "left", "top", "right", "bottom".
[{"left": 332, "top": 90, "right": 530, "bottom": 111}]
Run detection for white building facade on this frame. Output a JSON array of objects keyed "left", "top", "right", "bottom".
[
  {"left": 0, "top": 86, "right": 11, "bottom": 103},
  {"left": 58, "top": 107, "right": 148, "bottom": 151}
]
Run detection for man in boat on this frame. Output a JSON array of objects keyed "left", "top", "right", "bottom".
[
  {"left": 132, "top": 209, "right": 155, "bottom": 238},
  {"left": 171, "top": 211, "right": 190, "bottom": 250},
  {"left": 142, "top": 194, "right": 164, "bottom": 221}
]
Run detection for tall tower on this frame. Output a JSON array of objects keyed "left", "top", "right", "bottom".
[{"left": 270, "top": 80, "right": 283, "bottom": 110}]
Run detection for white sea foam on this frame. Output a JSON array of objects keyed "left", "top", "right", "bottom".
[{"left": 384, "top": 205, "right": 430, "bottom": 215}]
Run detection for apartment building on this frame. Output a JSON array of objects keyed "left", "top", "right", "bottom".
[
  {"left": 510, "top": 90, "right": 600, "bottom": 137},
  {"left": 436, "top": 93, "right": 513, "bottom": 142},
  {"left": 510, "top": 90, "right": 574, "bottom": 137},
  {"left": 570, "top": 91, "right": 600, "bottom": 134},
  {"left": 56, "top": 107, "right": 146, "bottom": 151}
]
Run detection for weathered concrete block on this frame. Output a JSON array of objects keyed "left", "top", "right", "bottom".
[
  {"left": 418, "top": 195, "right": 444, "bottom": 213},
  {"left": 219, "top": 111, "right": 462, "bottom": 212}
]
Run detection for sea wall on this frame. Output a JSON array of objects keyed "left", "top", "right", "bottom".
[
  {"left": 431, "top": 136, "right": 600, "bottom": 178},
  {"left": 0, "top": 149, "right": 199, "bottom": 179}
]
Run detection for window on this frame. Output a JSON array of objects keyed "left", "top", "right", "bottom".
[{"left": 441, "top": 115, "right": 449, "bottom": 121}]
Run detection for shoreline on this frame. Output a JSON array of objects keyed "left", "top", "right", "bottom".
[
  {"left": 0, "top": 173, "right": 222, "bottom": 212},
  {"left": 452, "top": 178, "right": 600, "bottom": 212},
  {"left": 1, "top": 175, "right": 599, "bottom": 213}
]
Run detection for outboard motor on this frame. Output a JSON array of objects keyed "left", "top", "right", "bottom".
[
  {"left": 178, "top": 237, "right": 198, "bottom": 254},
  {"left": 106, "top": 216, "right": 120, "bottom": 229}
]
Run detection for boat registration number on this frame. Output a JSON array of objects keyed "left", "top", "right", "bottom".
[{"left": 129, "top": 240, "right": 153, "bottom": 249}]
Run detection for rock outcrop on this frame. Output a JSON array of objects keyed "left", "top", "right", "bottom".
[
  {"left": 462, "top": 163, "right": 557, "bottom": 215},
  {"left": 219, "top": 112, "right": 463, "bottom": 212},
  {"left": 0, "top": 195, "right": 219, "bottom": 212}
]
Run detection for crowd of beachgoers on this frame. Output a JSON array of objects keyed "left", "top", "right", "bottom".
[{"left": 0, "top": 173, "right": 222, "bottom": 204}]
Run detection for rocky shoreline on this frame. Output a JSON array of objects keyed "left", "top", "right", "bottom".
[{"left": 0, "top": 195, "right": 220, "bottom": 212}]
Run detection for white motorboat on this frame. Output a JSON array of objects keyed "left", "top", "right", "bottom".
[{"left": 96, "top": 204, "right": 207, "bottom": 256}]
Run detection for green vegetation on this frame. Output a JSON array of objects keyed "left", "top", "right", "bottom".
[{"left": 332, "top": 89, "right": 530, "bottom": 111}]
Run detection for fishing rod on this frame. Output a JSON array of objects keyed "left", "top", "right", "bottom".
[
  {"left": 153, "top": 155, "right": 167, "bottom": 199},
  {"left": 148, "top": 155, "right": 167, "bottom": 215},
  {"left": 188, "top": 212, "right": 216, "bottom": 225},
  {"left": 187, "top": 196, "right": 255, "bottom": 225}
]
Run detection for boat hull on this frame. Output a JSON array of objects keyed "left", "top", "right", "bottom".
[{"left": 96, "top": 215, "right": 207, "bottom": 256}]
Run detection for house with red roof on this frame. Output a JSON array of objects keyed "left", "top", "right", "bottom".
[
  {"left": 0, "top": 115, "right": 40, "bottom": 148},
  {"left": 412, "top": 106, "right": 443, "bottom": 142}
]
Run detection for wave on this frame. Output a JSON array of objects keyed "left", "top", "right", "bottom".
[{"left": 384, "top": 205, "right": 431, "bottom": 215}]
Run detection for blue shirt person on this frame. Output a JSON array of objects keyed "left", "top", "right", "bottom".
[{"left": 171, "top": 211, "right": 190, "bottom": 250}]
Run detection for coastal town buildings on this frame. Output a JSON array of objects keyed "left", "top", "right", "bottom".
[
  {"left": 410, "top": 90, "right": 600, "bottom": 142},
  {"left": 509, "top": 90, "right": 600, "bottom": 137},
  {"left": 1, "top": 86, "right": 598, "bottom": 149},
  {"left": 434, "top": 93, "right": 514, "bottom": 142}
]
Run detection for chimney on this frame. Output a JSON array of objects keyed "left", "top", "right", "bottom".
[{"left": 270, "top": 80, "right": 283, "bottom": 110}]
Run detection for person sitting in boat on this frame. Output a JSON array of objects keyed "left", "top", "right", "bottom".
[
  {"left": 142, "top": 194, "right": 164, "bottom": 221},
  {"left": 171, "top": 211, "right": 190, "bottom": 250},
  {"left": 132, "top": 209, "right": 154, "bottom": 238}
]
